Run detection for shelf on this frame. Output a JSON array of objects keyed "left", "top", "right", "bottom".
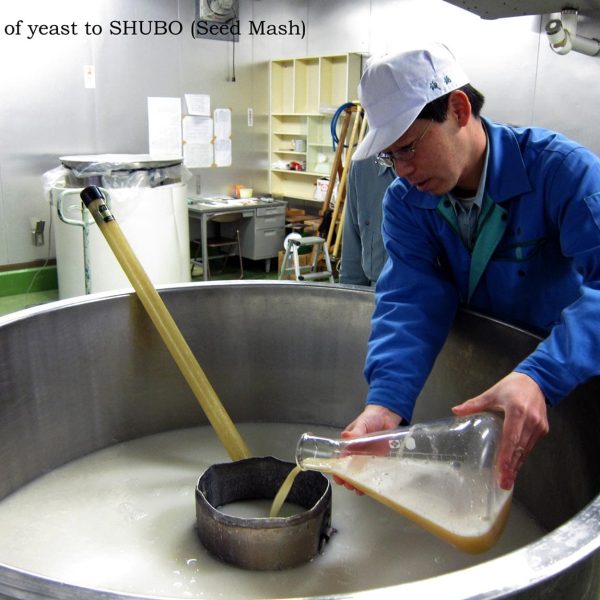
[
  {"left": 293, "top": 196, "right": 322, "bottom": 203},
  {"left": 269, "top": 53, "right": 362, "bottom": 201},
  {"left": 272, "top": 169, "right": 326, "bottom": 177},
  {"left": 272, "top": 112, "right": 323, "bottom": 117}
]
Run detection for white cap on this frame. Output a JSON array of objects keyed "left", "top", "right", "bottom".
[{"left": 353, "top": 43, "right": 470, "bottom": 161}]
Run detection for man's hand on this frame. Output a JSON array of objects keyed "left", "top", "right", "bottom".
[
  {"left": 452, "top": 372, "right": 549, "bottom": 491},
  {"left": 334, "top": 405, "right": 402, "bottom": 493}
]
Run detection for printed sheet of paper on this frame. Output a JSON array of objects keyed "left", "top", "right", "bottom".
[
  {"left": 214, "top": 108, "right": 232, "bottom": 140},
  {"left": 148, "top": 97, "right": 182, "bottom": 157},
  {"left": 184, "top": 143, "right": 214, "bottom": 168},
  {"left": 214, "top": 138, "right": 232, "bottom": 167},
  {"left": 184, "top": 94, "right": 211, "bottom": 116},
  {"left": 183, "top": 116, "right": 213, "bottom": 144}
]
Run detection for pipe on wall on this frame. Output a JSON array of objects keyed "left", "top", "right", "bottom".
[{"left": 546, "top": 9, "right": 600, "bottom": 56}]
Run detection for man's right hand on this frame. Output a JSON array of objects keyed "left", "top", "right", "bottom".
[{"left": 334, "top": 405, "right": 403, "bottom": 493}]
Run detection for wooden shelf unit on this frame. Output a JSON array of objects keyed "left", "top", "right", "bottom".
[{"left": 269, "top": 53, "right": 362, "bottom": 203}]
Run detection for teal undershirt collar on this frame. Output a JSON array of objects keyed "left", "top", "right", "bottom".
[{"left": 436, "top": 136, "right": 508, "bottom": 303}]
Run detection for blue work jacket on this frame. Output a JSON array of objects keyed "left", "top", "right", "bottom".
[{"left": 365, "top": 117, "right": 600, "bottom": 423}]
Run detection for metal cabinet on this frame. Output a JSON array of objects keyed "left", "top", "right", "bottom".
[{"left": 222, "top": 203, "right": 286, "bottom": 261}]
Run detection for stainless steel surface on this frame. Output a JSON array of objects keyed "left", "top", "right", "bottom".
[
  {"left": 0, "top": 281, "right": 599, "bottom": 599},
  {"left": 59, "top": 155, "right": 183, "bottom": 172},
  {"left": 195, "top": 456, "right": 332, "bottom": 570},
  {"left": 59, "top": 155, "right": 184, "bottom": 189},
  {"left": 442, "top": 0, "right": 600, "bottom": 19}
]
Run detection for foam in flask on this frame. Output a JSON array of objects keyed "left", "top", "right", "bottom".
[{"left": 295, "top": 412, "right": 512, "bottom": 553}]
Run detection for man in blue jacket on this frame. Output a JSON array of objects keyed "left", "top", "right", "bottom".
[
  {"left": 340, "top": 159, "right": 395, "bottom": 286},
  {"left": 344, "top": 43, "right": 600, "bottom": 491}
]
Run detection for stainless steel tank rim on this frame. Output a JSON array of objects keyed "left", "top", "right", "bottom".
[
  {"left": 1, "top": 280, "right": 599, "bottom": 600},
  {"left": 0, "top": 280, "right": 542, "bottom": 335},
  {"left": 0, "top": 282, "right": 372, "bottom": 330}
]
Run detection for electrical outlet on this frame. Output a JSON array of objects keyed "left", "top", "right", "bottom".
[{"left": 30, "top": 219, "right": 45, "bottom": 246}]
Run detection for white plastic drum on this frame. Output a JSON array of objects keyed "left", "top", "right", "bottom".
[{"left": 47, "top": 154, "right": 191, "bottom": 299}]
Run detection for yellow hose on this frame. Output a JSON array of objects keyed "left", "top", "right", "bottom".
[{"left": 81, "top": 186, "right": 250, "bottom": 461}]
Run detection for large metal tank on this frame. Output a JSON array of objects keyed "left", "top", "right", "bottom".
[{"left": 0, "top": 281, "right": 598, "bottom": 599}]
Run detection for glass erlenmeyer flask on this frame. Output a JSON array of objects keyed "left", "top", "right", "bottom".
[{"left": 296, "top": 412, "right": 512, "bottom": 553}]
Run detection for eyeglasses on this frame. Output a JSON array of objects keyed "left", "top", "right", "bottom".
[{"left": 376, "top": 120, "right": 434, "bottom": 168}]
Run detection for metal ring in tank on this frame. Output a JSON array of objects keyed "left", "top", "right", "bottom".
[{"left": 195, "top": 456, "right": 333, "bottom": 570}]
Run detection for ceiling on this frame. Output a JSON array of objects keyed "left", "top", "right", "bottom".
[{"left": 442, "top": 0, "right": 600, "bottom": 19}]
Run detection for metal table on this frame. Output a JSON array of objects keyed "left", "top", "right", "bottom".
[{"left": 188, "top": 197, "right": 286, "bottom": 280}]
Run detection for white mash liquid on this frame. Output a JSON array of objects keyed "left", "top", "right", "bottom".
[{"left": 0, "top": 423, "right": 545, "bottom": 598}]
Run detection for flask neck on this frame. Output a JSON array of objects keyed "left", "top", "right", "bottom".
[
  {"left": 295, "top": 412, "right": 505, "bottom": 475},
  {"left": 296, "top": 433, "right": 343, "bottom": 471}
]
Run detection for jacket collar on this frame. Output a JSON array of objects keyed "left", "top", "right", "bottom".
[
  {"left": 376, "top": 163, "right": 394, "bottom": 178},
  {"left": 483, "top": 117, "right": 532, "bottom": 202},
  {"left": 399, "top": 117, "right": 531, "bottom": 208}
]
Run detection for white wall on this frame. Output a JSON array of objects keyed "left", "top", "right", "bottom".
[
  {"left": 0, "top": 0, "right": 260, "bottom": 268},
  {"left": 1, "top": 0, "right": 599, "bottom": 268},
  {"left": 282, "top": 0, "right": 600, "bottom": 146}
]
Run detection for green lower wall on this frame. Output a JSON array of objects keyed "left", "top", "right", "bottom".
[{"left": 0, "top": 266, "right": 58, "bottom": 297}]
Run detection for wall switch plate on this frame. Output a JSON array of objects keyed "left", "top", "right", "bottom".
[{"left": 84, "top": 65, "right": 96, "bottom": 89}]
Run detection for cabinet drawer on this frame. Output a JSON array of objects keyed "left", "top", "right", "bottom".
[
  {"left": 250, "top": 228, "right": 285, "bottom": 259},
  {"left": 256, "top": 206, "right": 285, "bottom": 218},
  {"left": 255, "top": 214, "right": 285, "bottom": 230}
]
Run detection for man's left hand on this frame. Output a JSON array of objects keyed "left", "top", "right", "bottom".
[{"left": 452, "top": 372, "right": 549, "bottom": 491}]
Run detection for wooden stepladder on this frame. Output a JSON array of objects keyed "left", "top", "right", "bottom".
[{"left": 318, "top": 103, "right": 368, "bottom": 263}]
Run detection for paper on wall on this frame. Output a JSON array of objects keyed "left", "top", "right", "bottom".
[
  {"left": 214, "top": 108, "right": 232, "bottom": 139},
  {"left": 184, "top": 143, "right": 214, "bottom": 168},
  {"left": 214, "top": 138, "right": 232, "bottom": 167},
  {"left": 183, "top": 116, "right": 213, "bottom": 144},
  {"left": 180, "top": 101, "right": 232, "bottom": 168},
  {"left": 184, "top": 94, "right": 211, "bottom": 116},
  {"left": 148, "top": 97, "right": 182, "bottom": 157}
]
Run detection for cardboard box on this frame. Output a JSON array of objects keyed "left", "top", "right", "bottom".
[{"left": 286, "top": 208, "right": 305, "bottom": 218}]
